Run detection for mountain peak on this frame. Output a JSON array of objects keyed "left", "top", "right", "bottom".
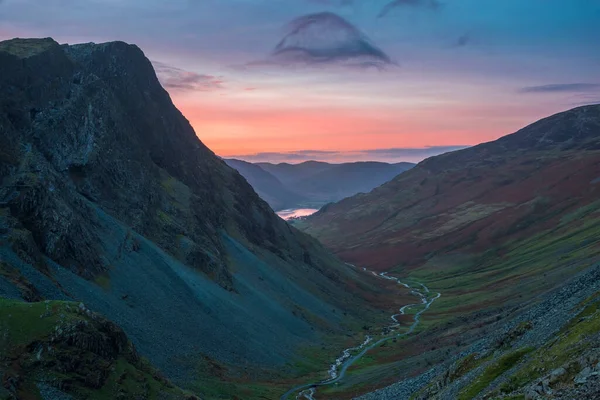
[
  {"left": 0, "top": 37, "right": 59, "bottom": 59},
  {"left": 501, "top": 103, "right": 600, "bottom": 150},
  {"left": 0, "top": 37, "right": 389, "bottom": 396},
  {"left": 415, "top": 104, "right": 600, "bottom": 174}
]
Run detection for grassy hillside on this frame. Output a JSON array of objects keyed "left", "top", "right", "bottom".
[
  {"left": 299, "top": 105, "right": 600, "bottom": 398},
  {"left": 0, "top": 299, "right": 196, "bottom": 400}
]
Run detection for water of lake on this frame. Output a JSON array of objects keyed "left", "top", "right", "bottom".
[{"left": 276, "top": 208, "right": 319, "bottom": 220}]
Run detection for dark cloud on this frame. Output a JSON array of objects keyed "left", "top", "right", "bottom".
[
  {"left": 303, "top": 0, "right": 355, "bottom": 5},
  {"left": 304, "top": 0, "right": 353, "bottom": 4},
  {"left": 519, "top": 83, "right": 600, "bottom": 107},
  {"left": 253, "top": 12, "right": 394, "bottom": 69},
  {"left": 519, "top": 83, "right": 600, "bottom": 93},
  {"left": 152, "top": 61, "right": 224, "bottom": 92},
  {"left": 378, "top": 0, "right": 442, "bottom": 18},
  {"left": 230, "top": 146, "right": 467, "bottom": 163},
  {"left": 454, "top": 34, "right": 471, "bottom": 47}
]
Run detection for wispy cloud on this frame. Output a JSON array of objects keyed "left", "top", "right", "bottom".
[
  {"left": 568, "top": 93, "right": 600, "bottom": 107},
  {"left": 378, "top": 0, "right": 442, "bottom": 18},
  {"left": 152, "top": 61, "right": 224, "bottom": 92},
  {"left": 519, "top": 83, "right": 600, "bottom": 93},
  {"left": 248, "top": 12, "right": 395, "bottom": 70},
  {"left": 229, "top": 146, "right": 468, "bottom": 164}
]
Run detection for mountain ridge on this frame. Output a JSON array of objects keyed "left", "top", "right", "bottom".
[
  {"left": 227, "top": 159, "right": 415, "bottom": 211},
  {"left": 303, "top": 104, "right": 600, "bottom": 269},
  {"left": 0, "top": 37, "right": 394, "bottom": 399}
]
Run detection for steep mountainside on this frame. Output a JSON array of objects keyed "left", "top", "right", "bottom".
[
  {"left": 0, "top": 298, "right": 197, "bottom": 400},
  {"left": 224, "top": 158, "right": 305, "bottom": 211},
  {"left": 0, "top": 38, "right": 393, "bottom": 399},
  {"left": 240, "top": 160, "right": 415, "bottom": 209},
  {"left": 300, "top": 105, "right": 600, "bottom": 398}
]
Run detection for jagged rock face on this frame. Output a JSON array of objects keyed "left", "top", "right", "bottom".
[
  {"left": 0, "top": 37, "right": 310, "bottom": 287},
  {"left": 0, "top": 38, "right": 382, "bottom": 389}
]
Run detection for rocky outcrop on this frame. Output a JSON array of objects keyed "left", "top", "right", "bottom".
[{"left": 0, "top": 299, "right": 197, "bottom": 399}]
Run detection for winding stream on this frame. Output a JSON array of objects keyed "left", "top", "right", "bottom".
[{"left": 281, "top": 266, "right": 441, "bottom": 400}]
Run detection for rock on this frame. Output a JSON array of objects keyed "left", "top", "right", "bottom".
[
  {"left": 549, "top": 367, "right": 567, "bottom": 384},
  {"left": 541, "top": 378, "right": 552, "bottom": 394},
  {"left": 575, "top": 367, "right": 593, "bottom": 384}
]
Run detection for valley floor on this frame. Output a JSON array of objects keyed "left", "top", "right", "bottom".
[{"left": 325, "top": 263, "right": 600, "bottom": 400}]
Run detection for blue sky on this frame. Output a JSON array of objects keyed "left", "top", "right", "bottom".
[{"left": 1, "top": 0, "right": 599, "bottom": 162}]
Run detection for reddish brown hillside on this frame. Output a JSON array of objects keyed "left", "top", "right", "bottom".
[
  {"left": 298, "top": 105, "right": 600, "bottom": 399},
  {"left": 303, "top": 105, "right": 600, "bottom": 271}
]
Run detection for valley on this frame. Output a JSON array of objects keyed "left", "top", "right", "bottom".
[
  {"left": 283, "top": 266, "right": 441, "bottom": 400},
  {"left": 1, "top": 35, "right": 599, "bottom": 400},
  {"left": 299, "top": 105, "right": 600, "bottom": 399},
  {"left": 225, "top": 159, "right": 414, "bottom": 212}
]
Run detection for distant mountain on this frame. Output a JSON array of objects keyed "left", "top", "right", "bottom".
[
  {"left": 257, "top": 160, "right": 334, "bottom": 186},
  {"left": 0, "top": 38, "right": 391, "bottom": 399},
  {"left": 300, "top": 105, "right": 600, "bottom": 398},
  {"left": 293, "top": 161, "right": 415, "bottom": 203},
  {"left": 226, "top": 160, "right": 415, "bottom": 210},
  {"left": 224, "top": 158, "right": 305, "bottom": 210}
]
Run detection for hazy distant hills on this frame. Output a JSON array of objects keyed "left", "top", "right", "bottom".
[
  {"left": 226, "top": 159, "right": 415, "bottom": 210},
  {"left": 224, "top": 159, "right": 307, "bottom": 211}
]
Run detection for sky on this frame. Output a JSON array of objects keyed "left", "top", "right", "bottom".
[{"left": 1, "top": 0, "right": 599, "bottom": 163}]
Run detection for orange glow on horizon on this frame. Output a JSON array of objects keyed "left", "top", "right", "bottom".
[{"left": 174, "top": 96, "right": 552, "bottom": 159}]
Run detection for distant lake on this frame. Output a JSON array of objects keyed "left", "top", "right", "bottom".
[{"left": 276, "top": 208, "right": 319, "bottom": 220}]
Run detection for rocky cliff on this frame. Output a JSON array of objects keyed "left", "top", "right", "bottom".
[{"left": 0, "top": 38, "right": 388, "bottom": 398}]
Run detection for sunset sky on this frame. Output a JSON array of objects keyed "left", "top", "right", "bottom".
[{"left": 1, "top": 0, "right": 599, "bottom": 163}]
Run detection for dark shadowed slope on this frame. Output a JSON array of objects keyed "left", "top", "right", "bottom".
[
  {"left": 0, "top": 38, "right": 393, "bottom": 399},
  {"left": 224, "top": 158, "right": 306, "bottom": 210},
  {"left": 300, "top": 105, "right": 600, "bottom": 398}
]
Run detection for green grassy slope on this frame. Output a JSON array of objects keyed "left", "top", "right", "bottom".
[{"left": 0, "top": 299, "right": 196, "bottom": 400}]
